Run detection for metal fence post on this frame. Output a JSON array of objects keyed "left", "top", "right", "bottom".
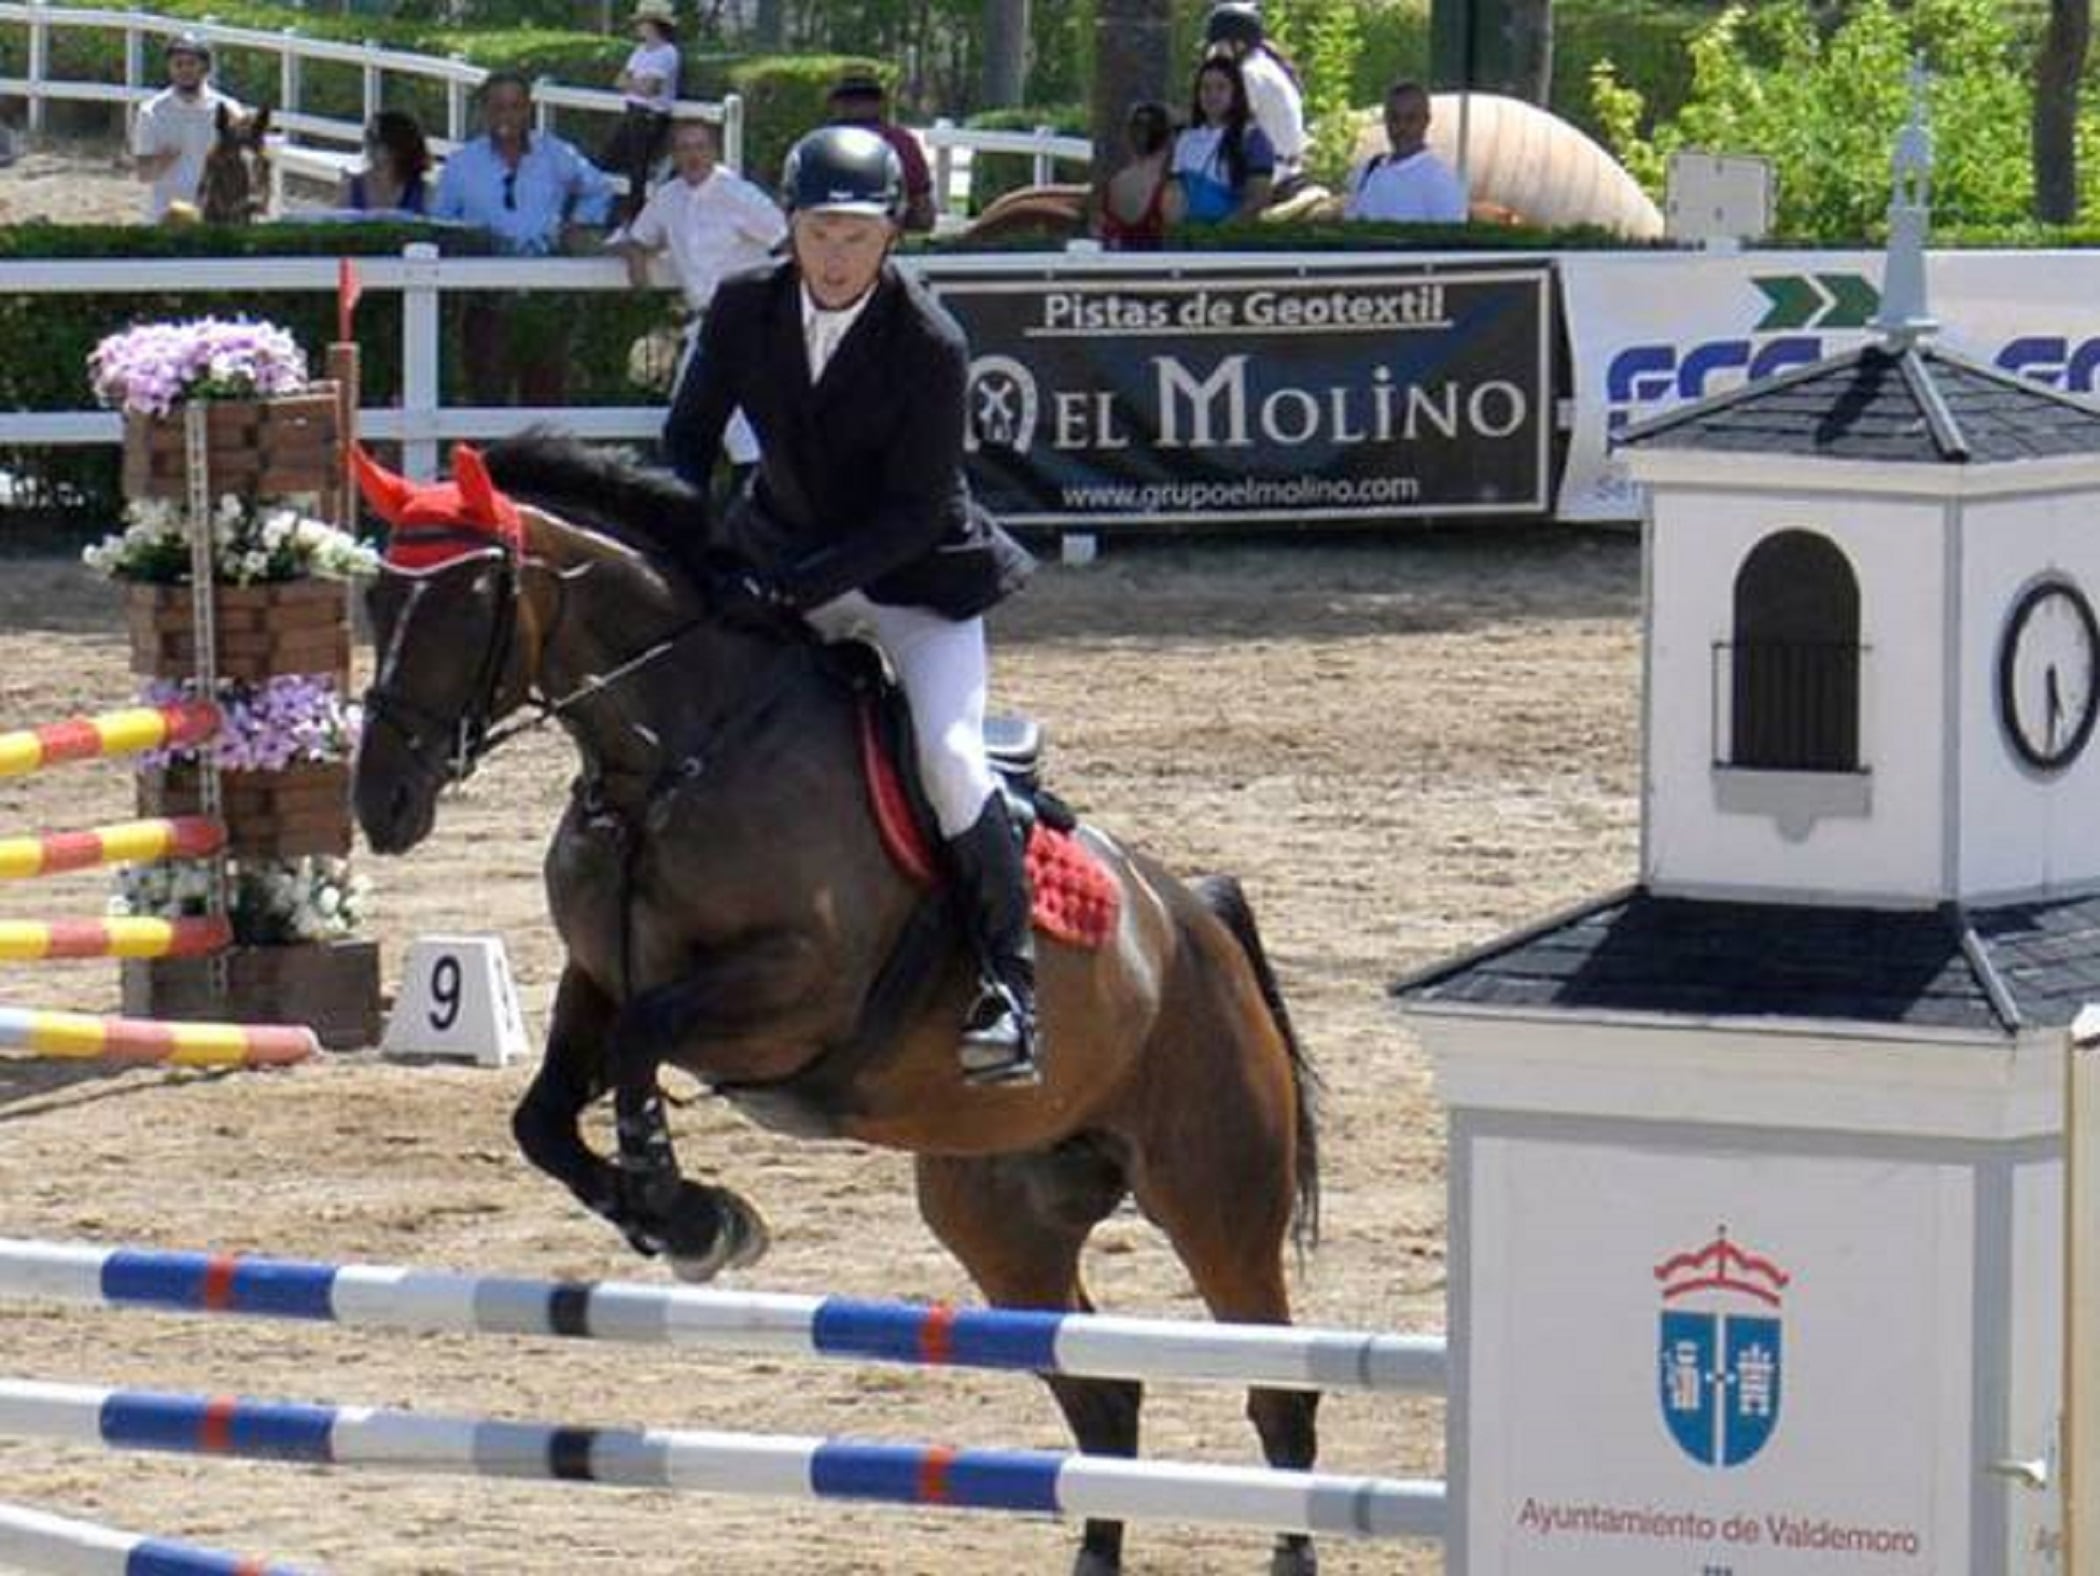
[
  {"left": 27, "top": 0, "right": 49, "bottom": 136},
  {"left": 278, "top": 29, "right": 301, "bottom": 123},
  {"left": 1033, "top": 123, "right": 1054, "bottom": 187},
  {"left": 533, "top": 76, "right": 554, "bottom": 139},
  {"left": 123, "top": 14, "right": 143, "bottom": 92},
  {"left": 720, "top": 90, "right": 743, "bottom": 175},
  {"left": 361, "top": 42, "right": 381, "bottom": 126},
  {"left": 931, "top": 116, "right": 955, "bottom": 215},
  {"left": 400, "top": 243, "right": 443, "bottom": 480},
  {"left": 446, "top": 60, "right": 470, "bottom": 144}
]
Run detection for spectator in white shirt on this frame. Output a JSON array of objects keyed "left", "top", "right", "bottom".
[
  {"left": 132, "top": 32, "right": 243, "bottom": 220},
  {"left": 1202, "top": 2, "right": 1306, "bottom": 192},
  {"left": 1344, "top": 80, "right": 1469, "bottom": 225},
  {"left": 615, "top": 118, "right": 785, "bottom": 466}
]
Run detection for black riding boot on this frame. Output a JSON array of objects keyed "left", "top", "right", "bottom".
[{"left": 944, "top": 794, "right": 1040, "bottom": 1085}]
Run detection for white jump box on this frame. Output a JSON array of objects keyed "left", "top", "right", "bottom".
[{"left": 382, "top": 934, "right": 529, "bottom": 1068}]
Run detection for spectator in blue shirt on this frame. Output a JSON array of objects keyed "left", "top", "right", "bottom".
[{"left": 435, "top": 71, "right": 614, "bottom": 405}]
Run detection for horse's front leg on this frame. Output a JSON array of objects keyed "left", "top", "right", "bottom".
[
  {"left": 511, "top": 963, "right": 623, "bottom": 1223},
  {"left": 605, "top": 931, "right": 832, "bottom": 1281}
]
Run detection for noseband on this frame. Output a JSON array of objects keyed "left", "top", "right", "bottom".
[
  {"left": 364, "top": 532, "right": 524, "bottom": 792},
  {"left": 364, "top": 525, "right": 714, "bottom": 793}
]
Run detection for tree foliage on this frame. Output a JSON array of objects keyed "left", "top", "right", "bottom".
[
  {"left": 1591, "top": 0, "right": 2037, "bottom": 240},
  {"left": 1264, "top": 0, "right": 1367, "bottom": 183}
]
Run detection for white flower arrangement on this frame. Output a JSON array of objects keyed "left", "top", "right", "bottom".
[
  {"left": 82, "top": 496, "right": 378, "bottom": 585},
  {"left": 113, "top": 855, "right": 370, "bottom": 944}
]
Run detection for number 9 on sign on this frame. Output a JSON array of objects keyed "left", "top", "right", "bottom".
[{"left": 381, "top": 934, "right": 529, "bottom": 1067}]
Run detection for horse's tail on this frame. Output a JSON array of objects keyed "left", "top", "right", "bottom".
[{"left": 1193, "top": 872, "right": 1321, "bottom": 1256}]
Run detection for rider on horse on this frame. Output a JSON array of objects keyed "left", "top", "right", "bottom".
[{"left": 663, "top": 125, "right": 1042, "bottom": 1085}]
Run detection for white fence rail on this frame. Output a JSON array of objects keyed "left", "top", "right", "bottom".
[
  {"left": 0, "top": 0, "right": 745, "bottom": 173},
  {"left": 0, "top": 245, "right": 1182, "bottom": 483},
  {"left": 0, "top": 0, "right": 1091, "bottom": 212}
]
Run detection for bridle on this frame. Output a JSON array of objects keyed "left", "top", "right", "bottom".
[{"left": 365, "top": 526, "right": 719, "bottom": 794}]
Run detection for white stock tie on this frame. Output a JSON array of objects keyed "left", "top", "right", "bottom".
[{"left": 807, "top": 315, "right": 843, "bottom": 383}]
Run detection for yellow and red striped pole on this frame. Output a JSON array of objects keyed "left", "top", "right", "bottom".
[
  {"left": 0, "top": 817, "right": 226, "bottom": 881},
  {"left": 0, "top": 700, "right": 221, "bottom": 779},
  {"left": 0, "top": 1005, "right": 315, "bottom": 1067},
  {"left": 0, "top": 915, "right": 231, "bottom": 961}
]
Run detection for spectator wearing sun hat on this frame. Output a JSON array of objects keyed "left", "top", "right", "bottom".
[
  {"left": 824, "top": 70, "right": 935, "bottom": 233},
  {"left": 602, "top": 0, "right": 683, "bottom": 222}
]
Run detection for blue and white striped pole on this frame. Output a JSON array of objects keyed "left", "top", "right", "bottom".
[
  {"left": 0, "top": 1379, "right": 1446, "bottom": 1542},
  {"left": 0, "top": 1239, "right": 1445, "bottom": 1395},
  {"left": 0, "top": 1498, "right": 311, "bottom": 1575}
]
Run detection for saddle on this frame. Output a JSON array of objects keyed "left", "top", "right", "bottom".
[{"left": 834, "top": 644, "right": 1119, "bottom": 950}]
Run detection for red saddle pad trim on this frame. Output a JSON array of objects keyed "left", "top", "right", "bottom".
[{"left": 856, "top": 703, "right": 1119, "bottom": 949}]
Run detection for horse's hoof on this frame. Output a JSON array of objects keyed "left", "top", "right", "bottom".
[
  {"left": 667, "top": 1184, "right": 770, "bottom": 1283},
  {"left": 1269, "top": 1537, "right": 1317, "bottom": 1576}
]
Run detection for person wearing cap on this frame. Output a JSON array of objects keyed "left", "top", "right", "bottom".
[
  {"left": 132, "top": 32, "right": 245, "bottom": 220},
  {"left": 824, "top": 72, "right": 936, "bottom": 233},
  {"left": 1202, "top": 1, "right": 1306, "bottom": 193},
  {"left": 662, "top": 125, "right": 1040, "bottom": 1086},
  {"left": 601, "top": 0, "right": 683, "bottom": 223}
]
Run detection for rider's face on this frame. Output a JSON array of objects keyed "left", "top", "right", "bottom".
[{"left": 792, "top": 211, "right": 894, "bottom": 310}]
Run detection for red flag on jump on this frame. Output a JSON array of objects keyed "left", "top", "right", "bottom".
[{"left": 337, "top": 257, "right": 362, "bottom": 343}]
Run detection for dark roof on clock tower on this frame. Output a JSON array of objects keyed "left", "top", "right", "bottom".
[{"left": 1615, "top": 341, "right": 2100, "bottom": 467}]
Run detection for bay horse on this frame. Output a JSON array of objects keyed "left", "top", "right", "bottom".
[{"left": 351, "top": 435, "right": 1323, "bottom": 1576}]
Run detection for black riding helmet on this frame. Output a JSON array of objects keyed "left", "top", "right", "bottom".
[
  {"left": 164, "top": 28, "right": 213, "bottom": 62},
  {"left": 781, "top": 125, "right": 904, "bottom": 220},
  {"left": 1204, "top": 1, "right": 1264, "bottom": 48}
]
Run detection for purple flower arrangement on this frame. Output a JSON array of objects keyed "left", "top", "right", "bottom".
[
  {"left": 138, "top": 675, "right": 358, "bottom": 772},
  {"left": 89, "top": 317, "right": 308, "bottom": 417}
]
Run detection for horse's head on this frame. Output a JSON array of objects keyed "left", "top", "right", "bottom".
[
  {"left": 352, "top": 443, "right": 529, "bottom": 854},
  {"left": 200, "top": 102, "right": 270, "bottom": 224}
]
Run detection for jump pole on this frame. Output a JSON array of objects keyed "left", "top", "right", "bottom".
[
  {"left": 0, "top": 916, "right": 231, "bottom": 962},
  {"left": 0, "top": 1498, "right": 310, "bottom": 1576},
  {"left": 0, "top": 1009, "right": 315, "bottom": 1068},
  {"left": 0, "top": 1378, "right": 1446, "bottom": 1543},
  {"left": 0, "top": 1238, "right": 1446, "bottom": 1397},
  {"left": 0, "top": 702, "right": 220, "bottom": 779},
  {"left": 0, "top": 817, "right": 225, "bottom": 881}
]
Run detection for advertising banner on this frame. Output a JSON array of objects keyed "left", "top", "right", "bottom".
[
  {"left": 1560, "top": 250, "right": 2100, "bottom": 521},
  {"left": 918, "top": 264, "right": 1553, "bottom": 527}
]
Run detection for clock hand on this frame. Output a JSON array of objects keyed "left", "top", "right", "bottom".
[{"left": 2047, "top": 664, "right": 2064, "bottom": 746}]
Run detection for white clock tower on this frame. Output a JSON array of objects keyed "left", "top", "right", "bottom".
[
  {"left": 1620, "top": 154, "right": 2100, "bottom": 904},
  {"left": 1395, "top": 73, "right": 2100, "bottom": 1576}
]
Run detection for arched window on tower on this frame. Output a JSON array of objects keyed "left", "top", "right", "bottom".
[{"left": 1727, "top": 529, "right": 1861, "bottom": 771}]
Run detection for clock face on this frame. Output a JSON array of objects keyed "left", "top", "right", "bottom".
[{"left": 1998, "top": 576, "right": 2100, "bottom": 773}]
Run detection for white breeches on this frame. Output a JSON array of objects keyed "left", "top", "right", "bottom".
[{"left": 803, "top": 590, "right": 996, "bottom": 838}]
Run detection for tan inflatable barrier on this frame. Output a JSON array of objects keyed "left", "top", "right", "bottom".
[{"left": 1348, "top": 92, "right": 1665, "bottom": 239}]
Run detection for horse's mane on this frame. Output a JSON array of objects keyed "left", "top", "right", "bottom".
[{"left": 482, "top": 430, "right": 712, "bottom": 594}]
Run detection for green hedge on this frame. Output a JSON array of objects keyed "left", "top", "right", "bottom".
[
  {"left": 960, "top": 103, "right": 1087, "bottom": 214},
  {"left": 0, "top": 222, "right": 669, "bottom": 530},
  {"left": 726, "top": 53, "right": 889, "bottom": 196}
]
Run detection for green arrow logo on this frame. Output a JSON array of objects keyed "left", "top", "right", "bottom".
[
  {"left": 1816, "top": 273, "right": 1879, "bottom": 328},
  {"left": 1753, "top": 275, "right": 1822, "bottom": 330},
  {"left": 1752, "top": 273, "right": 1882, "bottom": 331}
]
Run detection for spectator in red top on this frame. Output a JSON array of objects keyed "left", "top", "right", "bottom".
[{"left": 825, "top": 72, "right": 936, "bottom": 233}]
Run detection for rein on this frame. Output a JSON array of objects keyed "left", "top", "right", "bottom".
[{"left": 366, "top": 526, "right": 761, "bottom": 793}]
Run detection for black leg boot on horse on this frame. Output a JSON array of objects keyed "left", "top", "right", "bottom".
[{"left": 945, "top": 793, "right": 1041, "bottom": 1085}]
